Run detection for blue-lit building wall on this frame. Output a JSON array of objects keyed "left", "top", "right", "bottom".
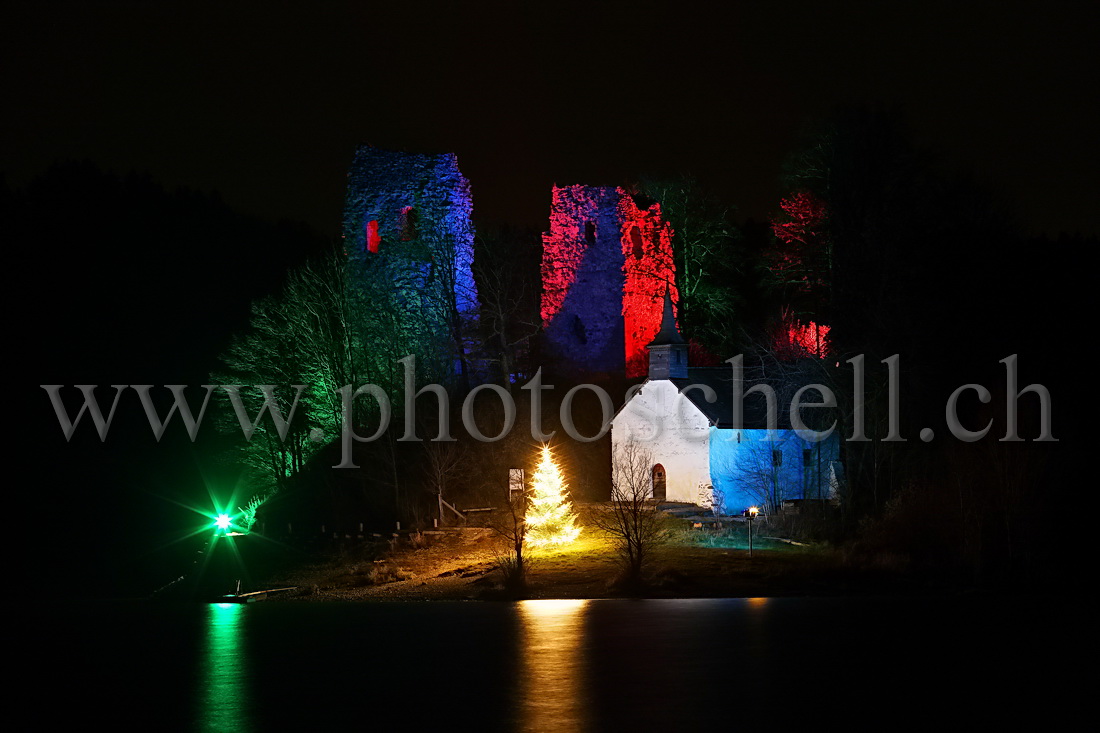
[{"left": 709, "top": 427, "right": 840, "bottom": 513}]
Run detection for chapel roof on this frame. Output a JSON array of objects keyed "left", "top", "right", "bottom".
[{"left": 669, "top": 367, "right": 796, "bottom": 430}]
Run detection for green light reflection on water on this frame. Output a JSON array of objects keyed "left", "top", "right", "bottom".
[{"left": 200, "top": 602, "right": 252, "bottom": 732}]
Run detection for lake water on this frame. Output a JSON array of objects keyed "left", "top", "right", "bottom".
[{"left": 35, "top": 596, "right": 1076, "bottom": 731}]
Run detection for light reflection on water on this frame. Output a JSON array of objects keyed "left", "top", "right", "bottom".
[
  {"left": 517, "top": 599, "right": 590, "bottom": 733},
  {"left": 53, "top": 595, "right": 1068, "bottom": 730},
  {"left": 743, "top": 596, "right": 770, "bottom": 653},
  {"left": 200, "top": 603, "right": 251, "bottom": 732}
]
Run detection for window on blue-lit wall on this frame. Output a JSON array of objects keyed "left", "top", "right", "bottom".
[
  {"left": 366, "top": 220, "right": 381, "bottom": 253},
  {"left": 585, "top": 221, "right": 596, "bottom": 246},
  {"left": 400, "top": 206, "right": 417, "bottom": 241}
]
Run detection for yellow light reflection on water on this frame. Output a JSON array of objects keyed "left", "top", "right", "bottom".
[
  {"left": 744, "top": 596, "right": 771, "bottom": 655},
  {"left": 517, "top": 599, "right": 590, "bottom": 733},
  {"left": 201, "top": 603, "right": 251, "bottom": 732}
]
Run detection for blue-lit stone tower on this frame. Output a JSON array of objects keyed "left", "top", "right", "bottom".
[{"left": 343, "top": 146, "right": 479, "bottom": 382}]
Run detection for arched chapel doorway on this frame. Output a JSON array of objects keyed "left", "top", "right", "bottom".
[{"left": 652, "top": 464, "right": 666, "bottom": 502}]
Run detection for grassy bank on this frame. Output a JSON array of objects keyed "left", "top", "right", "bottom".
[{"left": 258, "top": 515, "right": 936, "bottom": 601}]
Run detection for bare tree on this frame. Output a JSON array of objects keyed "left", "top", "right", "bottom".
[
  {"left": 423, "top": 440, "right": 466, "bottom": 525},
  {"left": 479, "top": 477, "right": 529, "bottom": 592},
  {"left": 472, "top": 226, "right": 541, "bottom": 390},
  {"left": 740, "top": 333, "right": 901, "bottom": 524},
  {"left": 592, "top": 440, "right": 668, "bottom": 587},
  {"left": 474, "top": 252, "right": 539, "bottom": 390},
  {"left": 721, "top": 435, "right": 791, "bottom": 514}
]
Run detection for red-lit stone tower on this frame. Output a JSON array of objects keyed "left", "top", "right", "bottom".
[{"left": 541, "top": 185, "right": 679, "bottom": 378}]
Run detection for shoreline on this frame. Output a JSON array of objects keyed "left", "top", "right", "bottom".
[{"left": 253, "top": 529, "right": 988, "bottom": 604}]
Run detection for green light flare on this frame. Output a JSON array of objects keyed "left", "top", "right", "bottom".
[{"left": 215, "top": 514, "right": 232, "bottom": 531}]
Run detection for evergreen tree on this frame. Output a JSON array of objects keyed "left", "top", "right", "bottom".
[{"left": 525, "top": 445, "right": 581, "bottom": 548}]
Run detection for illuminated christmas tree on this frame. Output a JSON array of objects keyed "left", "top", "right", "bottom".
[{"left": 524, "top": 445, "right": 581, "bottom": 548}]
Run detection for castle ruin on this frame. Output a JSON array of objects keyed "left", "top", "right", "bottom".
[{"left": 541, "top": 185, "right": 679, "bottom": 378}]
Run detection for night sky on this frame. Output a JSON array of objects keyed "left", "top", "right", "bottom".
[{"left": 4, "top": 1, "right": 1097, "bottom": 236}]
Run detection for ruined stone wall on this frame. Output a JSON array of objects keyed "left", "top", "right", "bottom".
[
  {"left": 619, "top": 193, "right": 678, "bottom": 378},
  {"left": 541, "top": 185, "right": 626, "bottom": 376},
  {"left": 541, "top": 185, "right": 677, "bottom": 378},
  {"left": 343, "top": 147, "right": 479, "bottom": 379},
  {"left": 343, "top": 146, "right": 478, "bottom": 317}
]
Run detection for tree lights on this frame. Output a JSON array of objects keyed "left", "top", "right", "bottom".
[{"left": 524, "top": 445, "right": 581, "bottom": 548}]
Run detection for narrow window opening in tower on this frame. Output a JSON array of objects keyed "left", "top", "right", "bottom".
[
  {"left": 585, "top": 221, "right": 596, "bottom": 246},
  {"left": 400, "top": 206, "right": 417, "bottom": 241},
  {"left": 366, "top": 220, "right": 381, "bottom": 253},
  {"left": 630, "top": 225, "right": 644, "bottom": 259}
]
